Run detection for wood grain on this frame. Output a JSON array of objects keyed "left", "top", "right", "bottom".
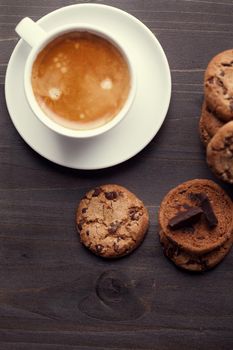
[{"left": 0, "top": 0, "right": 233, "bottom": 349}]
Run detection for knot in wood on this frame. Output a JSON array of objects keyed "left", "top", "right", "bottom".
[{"left": 96, "top": 271, "right": 127, "bottom": 303}]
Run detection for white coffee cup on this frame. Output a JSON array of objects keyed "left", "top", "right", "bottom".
[{"left": 15, "top": 17, "right": 136, "bottom": 138}]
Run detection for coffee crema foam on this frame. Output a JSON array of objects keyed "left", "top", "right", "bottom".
[{"left": 31, "top": 31, "right": 131, "bottom": 130}]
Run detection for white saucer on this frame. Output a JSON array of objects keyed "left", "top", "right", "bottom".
[{"left": 5, "top": 4, "right": 171, "bottom": 170}]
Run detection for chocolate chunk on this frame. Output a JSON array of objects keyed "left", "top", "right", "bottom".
[
  {"left": 187, "top": 257, "right": 207, "bottom": 271},
  {"left": 191, "top": 192, "right": 205, "bottom": 202},
  {"left": 131, "top": 213, "right": 139, "bottom": 221},
  {"left": 82, "top": 208, "right": 87, "bottom": 213},
  {"left": 198, "top": 193, "right": 218, "bottom": 228},
  {"left": 129, "top": 207, "right": 140, "bottom": 220},
  {"left": 189, "top": 192, "right": 218, "bottom": 228},
  {"left": 86, "top": 230, "right": 90, "bottom": 236},
  {"left": 105, "top": 191, "right": 118, "bottom": 200},
  {"left": 77, "top": 219, "right": 85, "bottom": 231},
  {"left": 92, "top": 187, "right": 102, "bottom": 197},
  {"left": 166, "top": 244, "right": 180, "bottom": 258},
  {"left": 129, "top": 207, "right": 137, "bottom": 214},
  {"left": 95, "top": 244, "right": 104, "bottom": 253},
  {"left": 189, "top": 192, "right": 202, "bottom": 202},
  {"left": 221, "top": 62, "right": 232, "bottom": 67},
  {"left": 168, "top": 207, "right": 203, "bottom": 230},
  {"left": 208, "top": 76, "right": 214, "bottom": 84},
  {"left": 216, "top": 77, "right": 224, "bottom": 87},
  {"left": 108, "top": 222, "right": 120, "bottom": 234}
]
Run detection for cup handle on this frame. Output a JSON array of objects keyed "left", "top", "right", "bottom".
[{"left": 15, "top": 17, "right": 47, "bottom": 48}]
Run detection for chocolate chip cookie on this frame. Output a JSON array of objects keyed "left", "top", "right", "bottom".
[
  {"left": 76, "top": 184, "right": 149, "bottom": 258},
  {"left": 158, "top": 179, "right": 233, "bottom": 256},
  {"left": 199, "top": 101, "right": 224, "bottom": 146},
  {"left": 159, "top": 230, "right": 232, "bottom": 272},
  {"left": 207, "top": 121, "right": 233, "bottom": 183},
  {"left": 204, "top": 49, "right": 233, "bottom": 122}
]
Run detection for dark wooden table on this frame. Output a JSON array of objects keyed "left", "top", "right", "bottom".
[{"left": 1, "top": 0, "right": 233, "bottom": 349}]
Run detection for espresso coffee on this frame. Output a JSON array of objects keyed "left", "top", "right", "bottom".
[{"left": 31, "top": 31, "right": 131, "bottom": 130}]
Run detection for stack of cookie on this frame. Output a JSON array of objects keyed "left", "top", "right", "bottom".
[
  {"left": 158, "top": 179, "right": 233, "bottom": 272},
  {"left": 199, "top": 49, "right": 233, "bottom": 183}
]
